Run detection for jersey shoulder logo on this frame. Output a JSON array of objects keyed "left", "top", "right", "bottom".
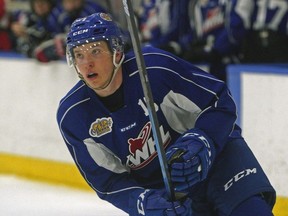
[{"left": 89, "top": 117, "right": 113, "bottom": 137}]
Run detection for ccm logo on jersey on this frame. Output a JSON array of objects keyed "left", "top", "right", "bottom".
[
  {"left": 89, "top": 117, "right": 113, "bottom": 137},
  {"left": 126, "top": 122, "right": 171, "bottom": 170},
  {"left": 224, "top": 168, "right": 257, "bottom": 191}
]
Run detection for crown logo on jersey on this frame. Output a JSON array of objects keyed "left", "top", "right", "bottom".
[{"left": 89, "top": 117, "right": 113, "bottom": 137}]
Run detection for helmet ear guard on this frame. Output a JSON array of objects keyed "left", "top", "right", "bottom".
[{"left": 66, "top": 13, "right": 125, "bottom": 67}]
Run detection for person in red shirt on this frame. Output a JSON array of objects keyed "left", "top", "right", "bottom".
[{"left": 0, "top": 0, "right": 12, "bottom": 51}]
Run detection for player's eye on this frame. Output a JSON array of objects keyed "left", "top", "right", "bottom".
[
  {"left": 91, "top": 48, "right": 102, "bottom": 57},
  {"left": 75, "top": 53, "right": 84, "bottom": 60}
]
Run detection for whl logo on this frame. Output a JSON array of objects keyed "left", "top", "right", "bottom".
[
  {"left": 126, "top": 122, "right": 171, "bottom": 170},
  {"left": 128, "top": 122, "right": 151, "bottom": 156}
]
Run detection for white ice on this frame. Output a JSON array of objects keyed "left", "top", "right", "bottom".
[{"left": 0, "top": 175, "right": 128, "bottom": 216}]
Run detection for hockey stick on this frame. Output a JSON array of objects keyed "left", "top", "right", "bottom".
[{"left": 122, "top": 0, "right": 175, "bottom": 200}]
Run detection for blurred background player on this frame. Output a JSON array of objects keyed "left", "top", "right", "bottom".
[
  {"left": 135, "top": 0, "right": 240, "bottom": 82},
  {"left": 181, "top": 0, "right": 241, "bottom": 82},
  {"left": 135, "top": 0, "right": 190, "bottom": 56},
  {"left": 228, "top": 0, "right": 288, "bottom": 63},
  {"left": 34, "top": 0, "right": 107, "bottom": 62},
  {"left": 10, "top": 0, "right": 56, "bottom": 57}
]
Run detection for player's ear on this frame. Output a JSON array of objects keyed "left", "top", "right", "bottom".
[{"left": 115, "top": 51, "right": 123, "bottom": 63}]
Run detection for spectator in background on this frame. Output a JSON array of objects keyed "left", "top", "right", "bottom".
[
  {"left": 0, "top": 0, "right": 12, "bottom": 51},
  {"left": 10, "top": 0, "right": 56, "bottom": 57},
  {"left": 34, "top": 0, "right": 106, "bottom": 62},
  {"left": 229, "top": 0, "right": 288, "bottom": 63},
  {"left": 181, "top": 0, "right": 241, "bottom": 82}
]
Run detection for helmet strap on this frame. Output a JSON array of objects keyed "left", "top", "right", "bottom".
[{"left": 94, "top": 51, "right": 125, "bottom": 90}]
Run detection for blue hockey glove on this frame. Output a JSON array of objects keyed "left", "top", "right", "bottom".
[
  {"left": 166, "top": 128, "right": 216, "bottom": 192},
  {"left": 134, "top": 189, "right": 193, "bottom": 216}
]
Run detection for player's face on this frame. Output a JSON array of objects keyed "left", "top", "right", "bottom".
[
  {"left": 33, "top": 0, "right": 52, "bottom": 17},
  {"left": 73, "top": 41, "right": 120, "bottom": 93},
  {"left": 63, "top": 0, "right": 82, "bottom": 12}
]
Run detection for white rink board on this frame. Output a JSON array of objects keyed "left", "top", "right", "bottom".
[
  {"left": 0, "top": 58, "right": 78, "bottom": 162},
  {"left": 242, "top": 72, "right": 288, "bottom": 197}
]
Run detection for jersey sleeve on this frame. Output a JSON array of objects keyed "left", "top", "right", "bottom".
[
  {"left": 191, "top": 73, "right": 238, "bottom": 153},
  {"left": 172, "top": 59, "right": 238, "bottom": 154}
]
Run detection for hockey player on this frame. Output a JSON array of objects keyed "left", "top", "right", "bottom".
[
  {"left": 228, "top": 0, "right": 288, "bottom": 63},
  {"left": 57, "top": 12, "right": 276, "bottom": 215},
  {"left": 181, "top": 0, "right": 241, "bottom": 82},
  {"left": 135, "top": 0, "right": 190, "bottom": 56}
]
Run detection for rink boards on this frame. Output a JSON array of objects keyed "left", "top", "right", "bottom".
[{"left": 0, "top": 55, "right": 287, "bottom": 215}]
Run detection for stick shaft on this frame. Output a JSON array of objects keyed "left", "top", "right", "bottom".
[{"left": 122, "top": 0, "right": 174, "bottom": 200}]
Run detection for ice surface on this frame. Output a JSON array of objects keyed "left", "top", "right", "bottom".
[{"left": 0, "top": 175, "right": 128, "bottom": 216}]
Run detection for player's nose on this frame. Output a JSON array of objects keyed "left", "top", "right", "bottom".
[{"left": 84, "top": 57, "right": 95, "bottom": 69}]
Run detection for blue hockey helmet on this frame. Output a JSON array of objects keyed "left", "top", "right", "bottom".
[{"left": 66, "top": 12, "right": 125, "bottom": 67}]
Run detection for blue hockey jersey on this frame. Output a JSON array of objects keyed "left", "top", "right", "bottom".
[
  {"left": 185, "top": 0, "right": 238, "bottom": 56},
  {"left": 229, "top": 0, "right": 288, "bottom": 38},
  {"left": 57, "top": 46, "right": 242, "bottom": 213},
  {"left": 228, "top": 0, "right": 288, "bottom": 62}
]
